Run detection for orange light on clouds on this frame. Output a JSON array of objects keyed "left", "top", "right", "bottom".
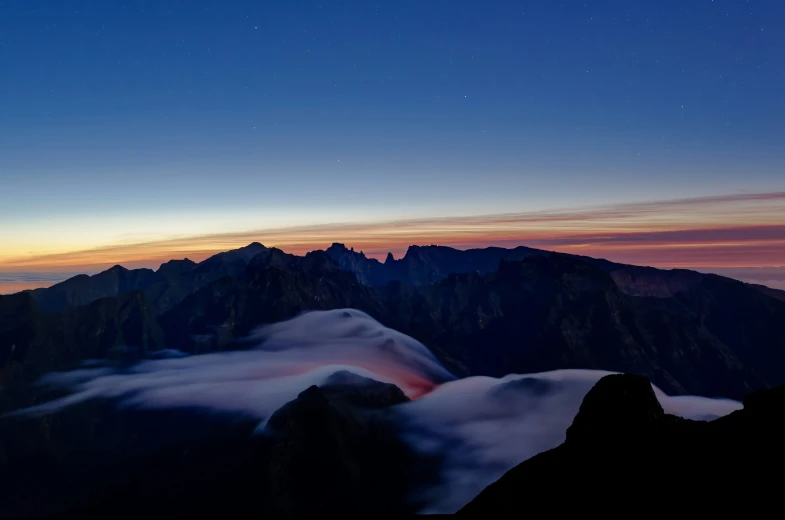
[{"left": 1, "top": 192, "right": 783, "bottom": 281}]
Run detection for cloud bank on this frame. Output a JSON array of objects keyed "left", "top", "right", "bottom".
[
  {"left": 15, "top": 309, "right": 455, "bottom": 419},
  {"left": 398, "top": 369, "right": 742, "bottom": 513},
  {"left": 1, "top": 191, "right": 783, "bottom": 282},
  {"left": 11, "top": 309, "right": 744, "bottom": 513}
]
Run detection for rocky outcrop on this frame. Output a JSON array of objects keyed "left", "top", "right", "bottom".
[{"left": 459, "top": 373, "right": 785, "bottom": 514}]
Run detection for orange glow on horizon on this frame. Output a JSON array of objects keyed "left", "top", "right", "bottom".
[{"left": 1, "top": 192, "right": 783, "bottom": 289}]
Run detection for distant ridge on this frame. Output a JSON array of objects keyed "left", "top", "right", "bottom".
[
  {"left": 23, "top": 241, "right": 785, "bottom": 312},
  {"left": 3, "top": 242, "right": 785, "bottom": 402}
]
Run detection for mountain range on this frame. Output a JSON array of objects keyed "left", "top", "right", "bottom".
[
  {"left": 2, "top": 241, "right": 785, "bottom": 515},
  {"left": 3, "top": 242, "right": 785, "bottom": 403}
]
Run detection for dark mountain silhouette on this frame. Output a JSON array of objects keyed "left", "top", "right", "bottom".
[
  {"left": 0, "top": 372, "right": 423, "bottom": 517},
  {"left": 156, "top": 247, "right": 396, "bottom": 355},
  {"left": 29, "top": 264, "right": 163, "bottom": 313},
  {"left": 578, "top": 257, "right": 707, "bottom": 297},
  {"left": 0, "top": 290, "right": 164, "bottom": 401},
  {"left": 2, "top": 243, "right": 785, "bottom": 516},
  {"left": 27, "top": 242, "right": 268, "bottom": 315},
  {"left": 3, "top": 246, "right": 785, "bottom": 403},
  {"left": 459, "top": 373, "right": 785, "bottom": 514},
  {"left": 394, "top": 254, "right": 785, "bottom": 398},
  {"left": 325, "top": 242, "right": 546, "bottom": 286},
  {"left": 751, "top": 283, "right": 785, "bottom": 302},
  {"left": 23, "top": 241, "right": 781, "bottom": 316}
]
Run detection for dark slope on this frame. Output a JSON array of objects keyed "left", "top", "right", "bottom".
[
  {"left": 0, "top": 291, "right": 163, "bottom": 383},
  {"left": 751, "top": 283, "right": 785, "bottom": 302},
  {"left": 259, "top": 373, "right": 418, "bottom": 516},
  {"left": 157, "top": 247, "right": 396, "bottom": 354},
  {"left": 326, "top": 242, "right": 784, "bottom": 304},
  {"left": 401, "top": 253, "right": 785, "bottom": 398},
  {"left": 459, "top": 373, "right": 785, "bottom": 514},
  {"left": 5, "top": 251, "right": 785, "bottom": 401},
  {"left": 392, "top": 244, "right": 547, "bottom": 286},
  {"left": 0, "top": 373, "right": 420, "bottom": 517},
  {"left": 29, "top": 265, "right": 163, "bottom": 313},
  {"left": 24, "top": 242, "right": 782, "bottom": 315},
  {"left": 0, "top": 291, "right": 165, "bottom": 423},
  {"left": 27, "top": 242, "right": 268, "bottom": 315},
  {"left": 325, "top": 242, "right": 546, "bottom": 287}
]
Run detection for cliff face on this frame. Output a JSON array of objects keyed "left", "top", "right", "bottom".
[{"left": 459, "top": 373, "right": 785, "bottom": 514}]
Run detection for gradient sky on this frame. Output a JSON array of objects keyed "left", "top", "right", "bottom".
[{"left": 1, "top": 0, "right": 784, "bottom": 291}]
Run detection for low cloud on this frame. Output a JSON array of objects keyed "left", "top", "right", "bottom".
[
  {"left": 10, "top": 309, "right": 744, "bottom": 513},
  {"left": 14, "top": 309, "right": 455, "bottom": 419},
  {"left": 398, "top": 369, "right": 742, "bottom": 513}
]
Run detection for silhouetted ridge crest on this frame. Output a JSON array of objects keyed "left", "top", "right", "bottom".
[
  {"left": 246, "top": 247, "right": 297, "bottom": 272},
  {"left": 458, "top": 375, "right": 785, "bottom": 514},
  {"left": 565, "top": 374, "right": 664, "bottom": 446},
  {"left": 157, "top": 258, "right": 197, "bottom": 276},
  {"left": 301, "top": 250, "right": 342, "bottom": 273},
  {"left": 742, "top": 383, "right": 785, "bottom": 412}
]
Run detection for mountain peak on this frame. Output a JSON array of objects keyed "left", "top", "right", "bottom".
[
  {"left": 566, "top": 374, "right": 664, "bottom": 446},
  {"left": 327, "top": 243, "right": 361, "bottom": 256},
  {"left": 385, "top": 252, "right": 395, "bottom": 264},
  {"left": 327, "top": 242, "right": 350, "bottom": 252},
  {"left": 159, "top": 258, "right": 196, "bottom": 267},
  {"left": 403, "top": 245, "right": 422, "bottom": 258}
]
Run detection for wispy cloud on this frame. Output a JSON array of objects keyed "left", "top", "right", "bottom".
[{"left": 1, "top": 192, "right": 783, "bottom": 284}]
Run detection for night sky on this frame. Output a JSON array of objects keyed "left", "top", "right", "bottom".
[{"left": 1, "top": 0, "right": 783, "bottom": 290}]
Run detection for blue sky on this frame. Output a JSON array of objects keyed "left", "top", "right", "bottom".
[{"left": 0, "top": 0, "right": 783, "bottom": 274}]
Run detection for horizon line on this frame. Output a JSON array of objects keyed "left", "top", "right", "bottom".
[{"left": 1, "top": 189, "right": 784, "bottom": 276}]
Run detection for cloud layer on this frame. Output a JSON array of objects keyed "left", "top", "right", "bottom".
[
  {"left": 1, "top": 191, "right": 783, "bottom": 281},
  {"left": 398, "top": 369, "right": 742, "bottom": 513},
  {"left": 15, "top": 309, "right": 455, "bottom": 419},
  {"left": 10, "top": 309, "right": 744, "bottom": 513}
]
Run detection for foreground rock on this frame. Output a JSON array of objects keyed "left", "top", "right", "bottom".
[
  {"left": 0, "top": 373, "right": 420, "bottom": 517},
  {"left": 459, "top": 373, "right": 785, "bottom": 514}
]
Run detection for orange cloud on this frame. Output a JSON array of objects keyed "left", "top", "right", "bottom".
[{"left": 1, "top": 192, "right": 783, "bottom": 280}]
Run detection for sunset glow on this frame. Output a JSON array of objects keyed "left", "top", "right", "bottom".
[{"left": 2, "top": 191, "right": 783, "bottom": 293}]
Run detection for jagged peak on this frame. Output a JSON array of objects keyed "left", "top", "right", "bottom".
[
  {"left": 385, "top": 252, "right": 395, "bottom": 264},
  {"left": 403, "top": 245, "right": 422, "bottom": 258},
  {"left": 402, "top": 244, "right": 447, "bottom": 258},
  {"left": 327, "top": 242, "right": 364, "bottom": 256},
  {"left": 328, "top": 242, "right": 349, "bottom": 251}
]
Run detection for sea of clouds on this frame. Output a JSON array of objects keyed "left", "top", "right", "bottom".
[{"left": 11, "top": 309, "right": 743, "bottom": 513}]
